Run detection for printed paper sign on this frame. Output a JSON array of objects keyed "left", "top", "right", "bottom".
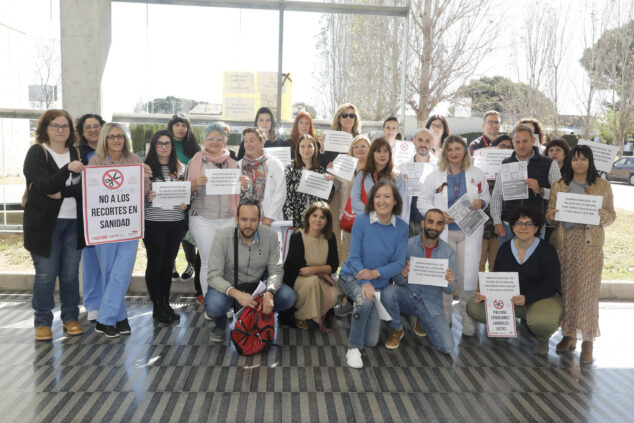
[
  {"left": 479, "top": 272, "right": 520, "bottom": 337},
  {"left": 151, "top": 181, "right": 191, "bottom": 208},
  {"left": 401, "top": 161, "right": 434, "bottom": 197},
  {"left": 205, "top": 169, "right": 241, "bottom": 195},
  {"left": 578, "top": 139, "right": 619, "bottom": 173},
  {"left": 323, "top": 130, "right": 353, "bottom": 153},
  {"left": 555, "top": 192, "right": 602, "bottom": 225},
  {"left": 328, "top": 154, "right": 359, "bottom": 182},
  {"left": 447, "top": 193, "right": 488, "bottom": 236},
  {"left": 297, "top": 170, "right": 333, "bottom": 200},
  {"left": 393, "top": 141, "right": 416, "bottom": 166},
  {"left": 265, "top": 147, "right": 291, "bottom": 168},
  {"left": 82, "top": 164, "right": 144, "bottom": 245},
  {"left": 500, "top": 161, "right": 528, "bottom": 201},
  {"left": 472, "top": 148, "right": 513, "bottom": 180},
  {"left": 408, "top": 257, "right": 448, "bottom": 287}
]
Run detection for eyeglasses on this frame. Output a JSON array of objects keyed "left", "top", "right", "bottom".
[
  {"left": 106, "top": 134, "right": 125, "bottom": 141},
  {"left": 157, "top": 142, "right": 171, "bottom": 149},
  {"left": 84, "top": 124, "right": 101, "bottom": 131},
  {"left": 430, "top": 123, "right": 444, "bottom": 129},
  {"left": 513, "top": 221, "right": 534, "bottom": 228},
  {"left": 205, "top": 137, "right": 225, "bottom": 142},
  {"left": 340, "top": 113, "right": 356, "bottom": 119},
  {"left": 49, "top": 124, "right": 70, "bottom": 131},
  {"left": 486, "top": 120, "right": 500, "bottom": 126}
]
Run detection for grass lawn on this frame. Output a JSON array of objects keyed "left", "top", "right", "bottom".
[{"left": 1, "top": 209, "right": 633, "bottom": 280}]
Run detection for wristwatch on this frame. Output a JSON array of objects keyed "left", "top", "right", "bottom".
[
  {"left": 267, "top": 287, "right": 277, "bottom": 296},
  {"left": 375, "top": 270, "right": 381, "bottom": 279}
]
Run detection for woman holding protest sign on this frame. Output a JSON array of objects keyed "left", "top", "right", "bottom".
[
  {"left": 88, "top": 123, "right": 151, "bottom": 338},
  {"left": 184, "top": 122, "right": 240, "bottom": 302},
  {"left": 23, "top": 109, "right": 87, "bottom": 341},
  {"left": 283, "top": 134, "right": 334, "bottom": 228},
  {"left": 143, "top": 130, "right": 188, "bottom": 324},
  {"left": 546, "top": 145, "right": 616, "bottom": 364}
]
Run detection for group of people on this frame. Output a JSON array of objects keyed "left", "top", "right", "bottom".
[{"left": 23, "top": 105, "right": 615, "bottom": 369}]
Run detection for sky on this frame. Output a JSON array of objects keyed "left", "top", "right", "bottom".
[{"left": 0, "top": 0, "right": 625, "bottom": 119}]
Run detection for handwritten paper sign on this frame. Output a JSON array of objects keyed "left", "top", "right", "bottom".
[
  {"left": 324, "top": 130, "right": 353, "bottom": 153},
  {"left": 408, "top": 257, "right": 448, "bottom": 287},
  {"left": 82, "top": 164, "right": 144, "bottom": 245},
  {"left": 205, "top": 169, "right": 241, "bottom": 195},
  {"left": 555, "top": 192, "right": 602, "bottom": 225}
]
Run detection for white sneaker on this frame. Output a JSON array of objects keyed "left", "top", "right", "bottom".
[
  {"left": 346, "top": 348, "right": 363, "bottom": 369},
  {"left": 87, "top": 310, "right": 98, "bottom": 322},
  {"left": 461, "top": 311, "right": 475, "bottom": 336},
  {"left": 204, "top": 311, "right": 212, "bottom": 321}
]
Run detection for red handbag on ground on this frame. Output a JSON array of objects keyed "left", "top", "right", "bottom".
[{"left": 339, "top": 178, "right": 368, "bottom": 233}]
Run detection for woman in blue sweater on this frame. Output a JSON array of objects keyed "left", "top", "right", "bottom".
[
  {"left": 466, "top": 205, "right": 563, "bottom": 355},
  {"left": 338, "top": 180, "right": 409, "bottom": 369}
]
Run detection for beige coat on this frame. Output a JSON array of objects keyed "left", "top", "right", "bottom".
[{"left": 547, "top": 177, "right": 616, "bottom": 250}]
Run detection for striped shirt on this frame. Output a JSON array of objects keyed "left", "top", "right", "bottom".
[{"left": 145, "top": 165, "right": 186, "bottom": 222}]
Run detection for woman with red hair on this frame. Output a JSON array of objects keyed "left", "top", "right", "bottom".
[{"left": 288, "top": 111, "right": 316, "bottom": 159}]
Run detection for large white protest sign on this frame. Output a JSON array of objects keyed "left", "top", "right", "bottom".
[
  {"left": 408, "top": 257, "right": 448, "bottom": 287},
  {"left": 205, "top": 169, "right": 241, "bottom": 195},
  {"left": 500, "top": 161, "right": 528, "bottom": 201},
  {"left": 472, "top": 148, "right": 513, "bottom": 180},
  {"left": 83, "top": 164, "right": 144, "bottom": 245},
  {"left": 265, "top": 147, "right": 291, "bottom": 167},
  {"left": 578, "top": 139, "right": 619, "bottom": 173},
  {"left": 448, "top": 193, "right": 488, "bottom": 236},
  {"left": 479, "top": 272, "right": 520, "bottom": 337},
  {"left": 297, "top": 170, "right": 333, "bottom": 200},
  {"left": 555, "top": 192, "right": 602, "bottom": 225},
  {"left": 151, "top": 181, "right": 191, "bottom": 208},
  {"left": 393, "top": 141, "right": 416, "bottom": 166},
  {"left": 328, "top": 154, "right": 358, "bottom": 182},
  {"left": 324, "top": 130, "right": 353, "bottom": 153},
  {"left": 401, "top": 161, "right": 434, "bottom": 197},
  {"left": 374, "top": 292, "right": 392, "bottom": 321}
]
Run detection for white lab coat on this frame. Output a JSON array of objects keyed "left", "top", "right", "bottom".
[{"left": 417, "top": 165, "right": 490, "bottom": 291}]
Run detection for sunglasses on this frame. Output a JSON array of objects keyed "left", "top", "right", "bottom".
[{"left": 340, "top": 113, "right": 356, "bottom": 119}]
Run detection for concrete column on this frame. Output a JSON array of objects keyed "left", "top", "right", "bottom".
[{"left": 60, "top": 0, "right": 111, "bottom": 120}]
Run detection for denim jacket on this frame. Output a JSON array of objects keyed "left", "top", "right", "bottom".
[{"left": 393, "top": 236, "right": 457, "bottom": 316}]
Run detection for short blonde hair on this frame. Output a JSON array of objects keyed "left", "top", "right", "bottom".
[
  {"left": 347, "top": 134, "right": 371, "bottom": 156},
  {"left": 438, "top": 135, "right": 471, "bottom": 172},
  {"left": 96, "top": 123, "right": 132, "bottom": 158}
]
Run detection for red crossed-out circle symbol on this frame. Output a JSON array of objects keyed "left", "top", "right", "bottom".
[
  {"left": 102, "top": 169, "right": 124, "bottom": 190},
  {"left": 400, "top": 142, "right": 408, "bottom": 151},
  {"left": 493, "top": 299, "right": 504, "bottom": 310}
]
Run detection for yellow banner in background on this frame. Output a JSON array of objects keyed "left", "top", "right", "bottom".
[{"left": 222, "top": 71, "right": 292, "bottom": 122}]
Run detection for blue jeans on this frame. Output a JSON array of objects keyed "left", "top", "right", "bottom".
[
  {"left": 82, "top": 246, "right": 102, "bottom": 313},
  {"left": 94, "top": 240, "right": 138, "bottom": 326},
  {"left": 381, "top": 284, "right": 454, "bottom": 354},
  {"left": 498, "top": 221, "right": 546, "bottom": 247},
  {"left": 338, "top": 274, "right": 381, "bottom": 349},
  {"left": 30, "top": 218, "right": 82, "bottom": 327},
  {"left": 205, "top": 283, "right": 297, "bottom": 327}
]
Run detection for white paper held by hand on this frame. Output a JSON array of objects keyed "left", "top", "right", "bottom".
[
  {"left": 555, "top": 192, "right": 602, "bottom": 225},
  {"left": 324, "top": 130, "right": 353, "bottom": 153},
  {"left": 328, "top": 154, "right": 358, "bottom": 181},
  {"left": 408, "top": 257, "right": 448, "bottom": 287},
  {"left": 297, "top": 170, "right": 333, "bottom": 200},
  {"left": 205, "top": 168, "right": 241, "bottom": 195},
  {"left": 374, "top": 292, "right": 392, "bottom": 321},
  {"left": 152, "top": 181, "right": 191, "bottom": 208}
]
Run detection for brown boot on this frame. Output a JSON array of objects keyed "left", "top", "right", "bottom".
[
  {"left": 580, "top": 341, "right": 593, "bottom": 364},
  {"left": 556, "top": 336, "right": 576, "bottom": 353},
  {"left": 385, "top": 328, "right": 404, "bottom": 350}
]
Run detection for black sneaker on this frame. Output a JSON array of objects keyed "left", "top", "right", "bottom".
[
  {"left": 95, "top": 322, "right": 120, "bottom": 338},
  {"left": 116, "top": 319, "right": 131, "bottom": 335},
  {"left": 171, "top": 266, "right": 180, "bottom": 281},
  {"left": 181, "top": 263, "right": 195, "bottom": 280},
  {"left": 209, "top": 324, "right": 225, "bottom": 343}
]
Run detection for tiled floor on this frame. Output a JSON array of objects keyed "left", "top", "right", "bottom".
[{"left": 0, "top": 293, "right": 633, "bottom": 422}]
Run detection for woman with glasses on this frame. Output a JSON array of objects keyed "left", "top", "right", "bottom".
[
  {"left": 88, "top": 123, "right": 151, "bottom": 338},
  {"left": 425, "top": 115, "right": 450, "bottom": 158},
  {"left": 167, "top": 114, "right": 200, "bottom": 294},
  {"left": 185, "top": 123, "right": 240, "bottom": 301},
  {"left": 143, "top": 130, "right": 188, "bottom": 324},
  {"left": 546, "top": 145, "right": 616, "bottom": 364},
  {"left": 23, "top": 109, "right": 87, "bottom": 341},
  {"left": 75, "top": 113, "right": 105, "bottom": 322},
  {"left": 467, "top": 205, "right": 564, "bottom": 355},
  {"left": 417, "top": 135, "right": 490, "bottom": 336},
  {"left": 283, "top": 134, "right": 334, "bottom": 228}
]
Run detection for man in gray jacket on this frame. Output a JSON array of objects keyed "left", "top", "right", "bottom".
[{"left": 205, "top": 198, "right": 297, "bottom": 342}]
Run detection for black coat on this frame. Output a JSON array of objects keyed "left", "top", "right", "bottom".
[
  {"left": 282, "top": 230, "right": 339, "bottom": 289},
  {"left": 22, "top": 144, "right": 87, "bottom": 257}
]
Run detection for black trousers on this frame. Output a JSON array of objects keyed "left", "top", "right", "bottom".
[{"left": 143, "top": 220, "right": 187, "bottom": 301}]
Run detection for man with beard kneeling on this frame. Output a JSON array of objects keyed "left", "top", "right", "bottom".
[{"left": 380, "top": 208, "right": 456, "bottom": 354}]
